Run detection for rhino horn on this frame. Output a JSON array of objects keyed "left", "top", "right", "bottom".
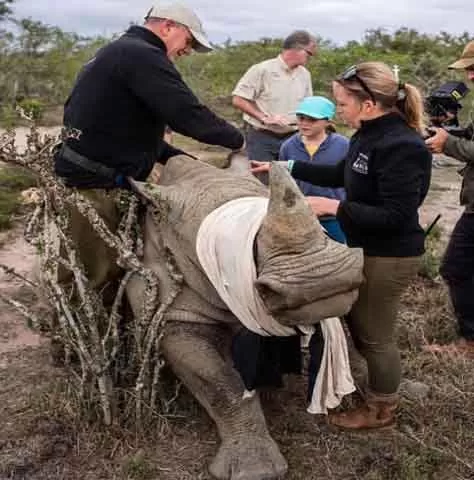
[{"left": 259, "top": 164, "right": 326, "bottom": 250}]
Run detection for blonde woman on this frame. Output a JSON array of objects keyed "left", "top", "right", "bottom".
[{"left": 252, "top": 62, "right": 432, "bottom": 429}]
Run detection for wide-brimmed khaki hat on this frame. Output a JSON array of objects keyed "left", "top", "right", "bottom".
[
  {"left": 449, "top": 40, "right": 474, "bottom": 70},
  {"left": 145, "top": 3, "right": 213, "bottom": 52}
]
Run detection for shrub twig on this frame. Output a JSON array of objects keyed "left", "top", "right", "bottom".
[{"left": 0, "top": 123, "right": 182, "bottom": 426}]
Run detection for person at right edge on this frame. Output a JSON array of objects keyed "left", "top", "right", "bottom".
[
  {"left": 425, "top": 41, "right": 474, "bottom": 357},
  {"left": 251, "top": 62, "right": 432, "bottom": 429}
]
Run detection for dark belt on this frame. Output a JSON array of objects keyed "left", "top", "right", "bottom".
[{"left": 59, "top": 144, "right": 126, "bottom": 187}]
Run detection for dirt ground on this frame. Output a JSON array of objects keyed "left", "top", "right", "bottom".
[{"left": 0, "top": 130, "right": 473, "bottom": 479}]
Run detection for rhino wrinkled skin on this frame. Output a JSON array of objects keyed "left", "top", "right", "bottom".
[{"left": 126, "top": 154, "right": 364, "bottom": 480}]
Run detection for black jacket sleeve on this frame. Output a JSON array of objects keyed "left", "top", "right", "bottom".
[
  {"left": 157, "top": 141, "right": 187, "bottom": 164},
  {"left": 291, "top": 158, "right": 346, "bottom": 188},
  {"left": 121, "top": 45, "right": 244, "bottom": 150},
  {"left": 337, "top": 143, "right": 432, "bottom": 232}
]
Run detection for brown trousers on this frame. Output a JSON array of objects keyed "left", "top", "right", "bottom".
[
  {"left": 346, "top": 255, "right": 420, "bottom": 395},
  {"left": 58, "top": 189, "right": 122, "bottom": 294},
  {"left": 50, "top": 189, "right": 122, "bottom": 363}
]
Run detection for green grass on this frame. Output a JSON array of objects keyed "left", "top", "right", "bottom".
[
  {"left": 122, "top": 452, "right": 158, "bottom": 480},
  {"left": 0, "top": 166, "right": 37, "bottom": 230}
]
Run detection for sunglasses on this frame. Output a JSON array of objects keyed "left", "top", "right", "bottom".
[
  {"left": 338, "top": 65, "right": 376, "bottom": 103},
  {"left": 303, "top": 48, "right": 314, "bottom": 57}
]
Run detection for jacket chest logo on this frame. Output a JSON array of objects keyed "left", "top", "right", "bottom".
[{"left": 352, "top": 153, "right": 369, "bottom": 175}]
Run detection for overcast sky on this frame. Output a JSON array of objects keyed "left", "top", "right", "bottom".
[{"left": 12, "top": 0, "right": 474, "bottom": 45}]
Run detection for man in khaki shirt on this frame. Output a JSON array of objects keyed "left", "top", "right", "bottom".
[{"left": 232, "top": 30, "right": 316, "bottom": 160}]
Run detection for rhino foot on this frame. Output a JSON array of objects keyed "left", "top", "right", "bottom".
[{"left": 209, "top": 435, "right": 288, "bottom": 480}]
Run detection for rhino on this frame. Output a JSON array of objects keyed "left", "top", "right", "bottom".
[{"left": 126, "top": 153, "right": 364, "bottom": 480}]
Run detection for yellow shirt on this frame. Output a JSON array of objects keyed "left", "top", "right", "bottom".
[
  {"left": 303, "top": 141, "right": 319, "bottom": 158},
  {"left": 232, "top": 55, "right": 312, "bottom": 134}
]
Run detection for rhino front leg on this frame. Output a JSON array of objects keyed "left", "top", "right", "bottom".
[{"left": 161, "top": 322, "right": 288, "bottom": 480}]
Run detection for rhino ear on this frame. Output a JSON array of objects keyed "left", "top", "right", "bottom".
[
  {"left": 223, "top": 151, "right": 251, "bottom": 174},
  {"left": 127, "top": 178, "right": 182, "bottom": 209},
  {"left": 260, "top": 164, "right": 326, "bottom": 247},
  {"left": 127, "top": 178, "right": 158, "bottom": 203}
]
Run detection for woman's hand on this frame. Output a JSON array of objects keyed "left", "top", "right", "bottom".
[
  {"left": 250, "top": 160, "right": 271, "bottom": 174},
  {"left": 306, "top": 196, "right": 340, "bottom": 216}
]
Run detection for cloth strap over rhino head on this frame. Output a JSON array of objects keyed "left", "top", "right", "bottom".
[{"left": 196, "top": 195, "right": 296, "bottom": 336}]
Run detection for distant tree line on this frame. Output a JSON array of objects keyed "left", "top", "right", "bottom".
[
  {"left": 0, "top": 0, "right": 472, "bottom": 125},
  {"left": 178, "top": 29, "right": 474, "bottom": 122},
  {"left": 0, "top": 1, "right": 107, "bottom": 124}
]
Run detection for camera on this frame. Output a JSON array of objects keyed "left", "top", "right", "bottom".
[{"left": 425, "top": 81, "right": 473, "bottom": 140}]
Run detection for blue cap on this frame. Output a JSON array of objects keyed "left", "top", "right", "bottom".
[{"left": 295, "top": 96, "right": 336, "bottom": 120}]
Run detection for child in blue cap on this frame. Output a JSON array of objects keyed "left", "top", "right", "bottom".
[{"left": 278, "top": 96, "right": 349, "bottom": 243}]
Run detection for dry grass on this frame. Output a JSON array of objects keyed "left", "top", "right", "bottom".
[
  {"left": 1, "top": 273, "right": 473, "bottom": 480},
  {"left": 0, "top": 136, "right": 472, "bottom": 479}
]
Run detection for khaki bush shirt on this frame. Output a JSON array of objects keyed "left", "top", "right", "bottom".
[
  {"left": 232, "top": 55, "right": 312, "bottom": 134},
  {"left": 445, "top": 135, "right": 474, "bottom": 211}
]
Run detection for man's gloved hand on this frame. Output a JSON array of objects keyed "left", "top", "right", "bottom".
[
  {"left": 232, "top": 138, "right": 246, "bottom": 153},
  {"left": 425, "top": 127, "right": 449, "bottom": 153}
]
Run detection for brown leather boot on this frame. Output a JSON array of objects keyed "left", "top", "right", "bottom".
[{"left": 328, "top": 391, "right": 398, "bottom": 430}]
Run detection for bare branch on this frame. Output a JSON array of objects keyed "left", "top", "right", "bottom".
[{"left": 0, "top": 124, "right": 183, "bottom": 425}]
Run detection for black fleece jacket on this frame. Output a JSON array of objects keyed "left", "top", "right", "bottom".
[
  {"left": 55, "top": 26, "right": 244, "bottom": 186},
  {"left": 291, "top": 113, "right": 432, "bottom": 257}
]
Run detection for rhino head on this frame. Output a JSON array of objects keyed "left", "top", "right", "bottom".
[
  {"left": 254, "top": 164, "right": 364, "bottom": 326},
  {"left": 128, "top": 155, "right": 363, "bottom": 327}
]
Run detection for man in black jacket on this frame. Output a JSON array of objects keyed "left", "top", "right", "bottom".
[
  {"left": 56, "top": 3, "right": 244, "bottom": 188},
  {"left": 54, "top": 3, "right": 245, "bottom": 292}
]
